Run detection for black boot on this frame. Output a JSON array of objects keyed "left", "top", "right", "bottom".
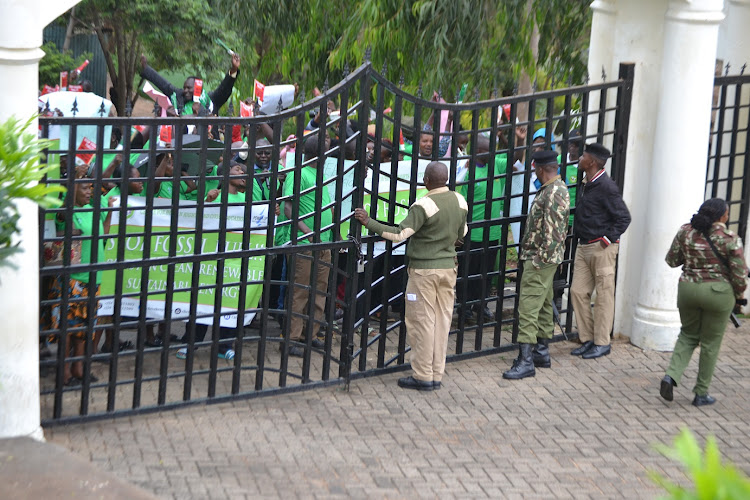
[
  {"left": 503, "top": 343, "right": 536, "bottom": 380},
  {"left": 533, "top": 338, "right": 551, "bottom": 368}
]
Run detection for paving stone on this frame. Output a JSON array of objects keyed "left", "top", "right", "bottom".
[{"left": 43, "top": 324, "right": 750, "bottom": 498}]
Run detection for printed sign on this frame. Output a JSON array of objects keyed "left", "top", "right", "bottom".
[{"left": 99, "top": 197, "right": 269, "bottom": 327}]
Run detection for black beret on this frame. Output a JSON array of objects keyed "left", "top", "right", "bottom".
[
  {"left": 532, "top": 149, "right": 558, "bottom": 165},
  {"left": 585, "top": 143, "right": 610, "bottom": 161}
]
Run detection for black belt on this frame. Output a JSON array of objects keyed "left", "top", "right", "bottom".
[{"left": 578, "top": 237, "right": 619, "bottom": 245}]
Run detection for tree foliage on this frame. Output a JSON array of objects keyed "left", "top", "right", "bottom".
[
  {"left": 210, "top": 0, "right": 591, "bottom": 104},
  {"left": 46, "top": 0, "right": 592, "bottom": 115},
  {"left": 38, "top": 42, "right": 91, "bottom": 89},
  {"left": 66, "top": 0, "right": 235, "bottom": 116},
  {"left": 0, "top": 116, "right": 65, "bottom": 270}
]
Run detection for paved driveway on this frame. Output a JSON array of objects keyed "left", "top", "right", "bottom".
[{"left": 47, "top": 325, "right": 750, "bottom": 499}]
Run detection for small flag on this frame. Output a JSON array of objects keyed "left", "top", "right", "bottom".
[
  {"left": 75, "top": 137, "right": 97, "bottom": 166},
  {"left": 193, "top": 79, "right": 203, "bottom": 103},
  {"left": 253, "top": 80, "right": 265, "bottom": 106}
]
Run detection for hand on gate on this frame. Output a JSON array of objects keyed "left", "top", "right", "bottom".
[{"left": 353, "top": 208, "right": 370, "bottom": 225}]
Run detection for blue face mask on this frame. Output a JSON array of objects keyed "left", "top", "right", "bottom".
[{"left": 533, "top": 167, "right": 561, "bottom": 190}]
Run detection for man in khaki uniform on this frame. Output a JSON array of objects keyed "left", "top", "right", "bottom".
[{"left": 354, "top": 162, "right": 468, "bottom": 391}]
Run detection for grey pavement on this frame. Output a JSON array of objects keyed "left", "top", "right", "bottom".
[{"left": 45, "top": 323, "right": 750, "bottom": 499}]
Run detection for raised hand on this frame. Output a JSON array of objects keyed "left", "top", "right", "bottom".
[{"left": 230, "top": 53, "right": 241, "bottom": 73}]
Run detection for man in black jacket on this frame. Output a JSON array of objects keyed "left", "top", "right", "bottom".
[
  {"left": 139, "top": 53, "right": 240, "bottom": 116},
  {"left": 569, "top": 143, "right": 631, "bottom": 359}
]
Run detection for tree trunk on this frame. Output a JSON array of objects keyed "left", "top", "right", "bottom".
[
  {"left": 517, "top": 0, "right": 539, "bottom": 124},
  {"left": 62, "top": 6, "right": 76, "bottom": 53}
]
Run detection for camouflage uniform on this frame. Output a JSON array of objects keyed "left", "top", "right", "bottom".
[
  {"left": 517, "top": 175, "right": 570, "bottom": 344},
  {"left": 665, "top": 222, "right": 749, "bottom": 396}
]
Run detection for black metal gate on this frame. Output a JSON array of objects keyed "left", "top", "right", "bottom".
[
  {"left": 38, "top": 61, "right": 634, "bottom": 424},
  {"left": 706, "top": 71, "right": 750, "bottom": 240}
]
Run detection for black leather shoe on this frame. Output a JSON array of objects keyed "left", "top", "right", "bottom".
[
  {"left": 397, "top": 376, "right": 434, "bottom": 391},
  {"left": 503, "top": 344, "right": 536, "bottom": 380},
  {"left": 432, "top": 381, "right": 442, "bottom": 390},
  {"left": 311, "top": 338, "right": 326, "bottom": 350},
  {"left": 279, "top": 343, "right": 304, "bottom": 357},
  {"left": 461, "top": 308, "right": 475, "bottom": 324},
  {"left": 692, "top": 394, "right": 716, "bottom": 407},
  {"left": 582, "top": 344, "right": 611, "bottom": 359},
  {"left": 533, "top": 338, "right": 551, "bottom": 368},
  {"left": 571, "top": 340, "right": 594, "bottom": 356},
  {"left": 660, "top": 375, "right": 676, "bottom": 401},
  {"left": 473, "top": 305, "right": 495, "bottom": 321}
]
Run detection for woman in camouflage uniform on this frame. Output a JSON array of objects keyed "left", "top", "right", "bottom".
[{"left": 660, "top": 198, "right": 749, "bottom": 406}]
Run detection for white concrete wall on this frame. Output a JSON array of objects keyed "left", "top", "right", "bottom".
[{"left": 0, "top": 0, "right": 81, "bottom": 440}]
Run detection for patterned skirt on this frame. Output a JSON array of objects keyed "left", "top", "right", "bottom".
[{"left": 42, "top": 277, "right": 100, "bottom": 339}]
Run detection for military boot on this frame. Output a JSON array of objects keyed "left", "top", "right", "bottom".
[
  {"left": 502, "top": 343, "right": 536, "bottom": 380},
  {"left": 533, "top": 338, "right": 551, "bottom": 368}
]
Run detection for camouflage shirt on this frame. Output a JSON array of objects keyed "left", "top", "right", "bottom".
[
  {"left": 666, "top": 222, "right": 749, "bottom": 299},
  {"left": 520, "top": 175, "right": 570, "bottom": 268}
]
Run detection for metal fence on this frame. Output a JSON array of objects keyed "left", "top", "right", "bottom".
[
  {"left": 707, "top": 72, "right": 750, "bottom": 240},
  {"left": 38, "top": 61, "right": 634, "bottom": 424}
]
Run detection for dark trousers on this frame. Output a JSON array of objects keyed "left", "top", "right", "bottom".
[{"left": 457, "top": 240, "right": 499, "bottom": 305}]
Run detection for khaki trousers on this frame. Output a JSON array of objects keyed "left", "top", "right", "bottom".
[
  {"left": 404, "top": 267, "right": 457, "bottom": 382},
  {"left": 289, "top": 250, "right": 331, "bottom": 341},
  {"left": 570, "top": 242, "right": 618, "bottom": 346}
]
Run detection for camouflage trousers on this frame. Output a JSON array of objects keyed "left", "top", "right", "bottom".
[{"left": 516, "top": 261, "right": 558, "bottom": 345}]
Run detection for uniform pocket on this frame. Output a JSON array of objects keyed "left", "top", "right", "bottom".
[
  {"left": 710, "top": 281, "right": 732, "bottom": 294},
  {"left": 595, "top": 266, "right": 615, "bottom": 291}
]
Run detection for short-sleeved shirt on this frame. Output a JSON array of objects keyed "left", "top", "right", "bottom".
[
  {"left": 459, "top": 154, "right": 509, "bottom": 242},
  {"left": 282, "top": 166, "right": 333, "bottom": 244}
]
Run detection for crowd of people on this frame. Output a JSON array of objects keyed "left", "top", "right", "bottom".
[{"left": 40, "top": 53, "right": 748, "bottom": 407}]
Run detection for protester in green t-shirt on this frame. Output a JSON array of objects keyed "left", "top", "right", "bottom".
[
  {"left": 456, "top": 135, "right": 507, "bottom": 323},
  {"left": 280, "top": 133, "right": 334, "bottom": 357},
  {"left": 139, "top": 53, "right": 240, "bottom": 116},
  {"left": 48, "top": 177, "right": 113, "bottom": 386}
]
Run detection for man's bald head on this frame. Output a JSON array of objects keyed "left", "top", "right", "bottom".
[{"left": 424, "top": 161, "right": 449, "bottom": 190}]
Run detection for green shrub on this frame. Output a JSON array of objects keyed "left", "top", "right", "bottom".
[
  {"left": 649, "top": 428, "right": 750, "bottom": 500},
  {"left": 0, "top": 116, "right": 66, "bottom": 269}
]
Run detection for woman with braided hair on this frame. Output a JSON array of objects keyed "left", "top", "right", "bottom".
[{"left": 660, "top": 198, "right": 749, "bottom": 406}]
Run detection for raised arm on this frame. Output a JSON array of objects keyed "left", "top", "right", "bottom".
[
  {"left": 139, "top": 54, "right": 179, "bottom": 97},
  {"left": 207, "top": 53, "right": 240, "bottom": 112}
]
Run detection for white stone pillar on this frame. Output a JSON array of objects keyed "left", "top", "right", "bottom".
[
  {"left": 0, "top": 0, "right": 81, "bottom": 440},
  {"left": 630, "top": 0, "right": 725, "bottom": 350},
  {"left": 586, "top": 0, "right": 618, "bottom": 150}
]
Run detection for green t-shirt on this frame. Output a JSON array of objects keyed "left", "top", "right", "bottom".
[
  {"left": 282, "top": 166, "right": 333, "bottom": 244},
  {"left": 156, "top": 179, "right": 191, "bottom": 200},
  {"left": 183, "top": 165, "right": 221, "bottom": 202},
  {"left": 563, "top": 162, "right": 577, "bottom": 225},
  {"left": 400, "top": 142, "right": 414, "bottom": 162},
  {"left": 67, "top": 205, "right": 106, "bottom": 285},
  {"left": 459, "top": 154, "right": 508, "bottom": 242},
  {"left": 208, "top": 190, "right": 246, "bottom": 204}
]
